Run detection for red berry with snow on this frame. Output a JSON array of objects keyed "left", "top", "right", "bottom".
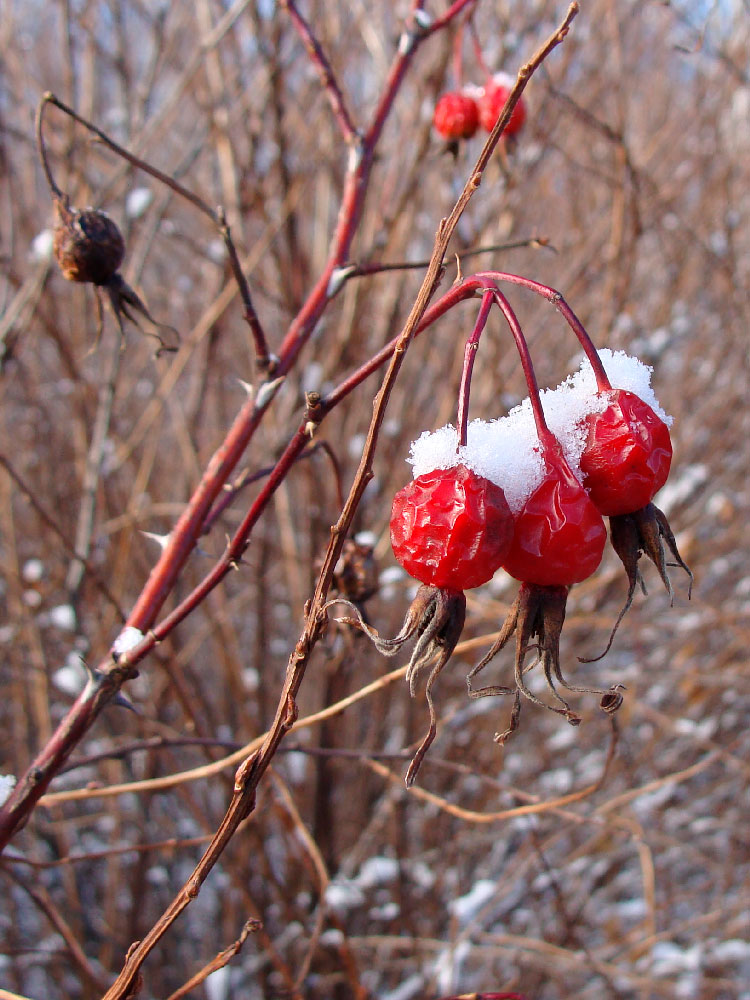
[
  {"left": 433, "top": 91, "right": 480, "bottom": 140},
  {"left": 502, "top": 443, "right": 606, "bottom": 587},
  {"left": 390, "top": 464, "right": 513, "bottom": 591},
  {"left": 478, "top": 79, "right": 526, "bottom": 136},
  {"left": 578, "top": 389, "right": 672, "bottom": 516}
]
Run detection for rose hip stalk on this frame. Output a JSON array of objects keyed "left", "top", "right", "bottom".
[
  {"left": 331, "top": 291, "right": 514, "bottom": 785},
  {"left": 467, "top": 288, "right": 620, "bottom": 742}
]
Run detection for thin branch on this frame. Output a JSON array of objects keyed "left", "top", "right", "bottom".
[
  {"left": 65, "top": 325, "right": 124, "bottom": 604},
  {"left": 164, "top": 920, "right": 260, "bottom": 1000},
  {"left": 280, "top": 0, "right": 358, "bottom": 142},
  {"left": 0, "top": 454, "right": 126, "bottom": 620}
]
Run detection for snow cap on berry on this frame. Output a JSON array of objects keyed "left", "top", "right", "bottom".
[
  {"left": 406, "top": 350, "right": 670, "bottom": 514},
  {"left": 407, "top": 417, "right": 545, "bottom": 515},
  {"left": 560, "top": 348, "right": 672, "bottom": 426}
]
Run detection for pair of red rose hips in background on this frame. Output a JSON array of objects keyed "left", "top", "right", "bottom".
[{"left": 433, "top": 73, "right": 527, "bottom": 143}]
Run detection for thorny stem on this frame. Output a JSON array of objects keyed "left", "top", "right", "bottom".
[
  {"left": 457, "top": 288, "right": 494, "bottom": 446},
  {"left": 202, "top": 438, "right": 344, "bottom": 534},
  {"left": 3, "top": 7, "right": 580, "bottom": 991},
  {"left": 477, "top": 270, "right": 612, "bottom": 390}
]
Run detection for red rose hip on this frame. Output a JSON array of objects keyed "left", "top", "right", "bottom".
[
  {"left": 478, "top": 79, "right": 526, "bottom": 135},
  {"left": 502, "top": 445, "right": 606, "bottom": 587},
  {"left": 390, "top": 464, "right": 513, "bottom": 591},
  {"left": 433, "top": 91, "right": 480, "bottom": 140},
  {"left": 579, "top": 389, "right": 672, "bottom": 516}
]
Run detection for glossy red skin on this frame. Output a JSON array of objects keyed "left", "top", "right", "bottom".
[
  {"left": 478, "top": 82, "right": 526, "bottom": 135},
  {"left": 433, "top": 92, "right": 480, "bottom": 139},
  {"left": 579, "top": 389, "right": 672, "bottom": 516},
  {"left": 390, "top": 464, "right": 513, "bottom": 590},
  {"left": 502, "top": 446, "right": 606, "bottom": 587}
]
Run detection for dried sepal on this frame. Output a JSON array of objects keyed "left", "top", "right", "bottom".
[
  {"left": 468, "top": 582, "right": 622, "bottom": 741},
  {"left": 104, "top": 274, "right": 179, "bottom": 354},
  {"left": 328, "top": 585, "right": 466, "bottom": 785},
  {"left": 581, "top": 502, "right": 694, "bottom": 663}
]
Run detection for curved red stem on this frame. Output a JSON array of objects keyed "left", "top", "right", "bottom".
[
  {"left": 477, "top": 270, "right": 612, "bottom": 391},
  {"left": 457, "top": 288, "right": 495, "bottom": 446}
]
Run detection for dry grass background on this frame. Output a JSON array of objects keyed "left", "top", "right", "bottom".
[{"left": 1, "top": 1, "right": 749, "bottom": 998}]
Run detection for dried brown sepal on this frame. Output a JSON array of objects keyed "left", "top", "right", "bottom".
[
  {"left": 469, "top": 582, "right": 622, "bottom": 742},
  {"left": 53, "top": 198, "right": 125, "bottom": 285},
  {"left": 328, "top": 585, "right": 466, "bottom": 786},
  {"left": 104, "top": 274, "right": 179, "bottom": 355},
  {"left": 581, "top": 502, "right": 694, "bottom": 663}
]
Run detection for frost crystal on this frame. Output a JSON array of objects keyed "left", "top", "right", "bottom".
[
  {"left": 112, "top": 626, "right": 145, "bottom": 657},
  {"left": 29, "top": 229, "right": 54, "bottom": 262},
  {"left": 125, "top": 187, "right": 153, "bottom": 219},
  {"left": 0, "top": 774, "right": 16, "bottom": 807},
  {"left": 49, "top": 604, "right": 77, "bottom": 631}
]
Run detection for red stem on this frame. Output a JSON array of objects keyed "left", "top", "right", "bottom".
[
  {"left": 490, "top": 287, "right": 554, "bottom": 446},
  {"left": 132, "top": 5, "right": 477, "bottom": 630},
  {"left": 477, "top": 270, "right": 612, "bottom": 390},
  {"left": 469, "top": 18, "right": 492, "bottom": 79},
  {"left": 452, "top": 17, "right": 465, "bottom": 87},
  {"left": 0, "top": 1, "right": 572, "bottom": 850},
  {"left": 457, "top": 288, "right": 494, "bottom": 446},
  {"left": 281, "top": 0, "right": 357, "bottom": 142},
  {"left": 324, "top": 279, "right": 483, "bottom": 409}
]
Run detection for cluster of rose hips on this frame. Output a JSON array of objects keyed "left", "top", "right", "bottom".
[
  {"left": 433, "top": 72, "right": 526, "bottom": 144},
  {"left": 334, "top": 273, "right": 691, "bottom": 785}
]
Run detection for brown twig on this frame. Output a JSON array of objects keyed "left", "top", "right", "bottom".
[
  {"left": 328, "top": 237, "right": 556, "bottom": 286},
  {"left": 0, "top": 453, "right": 126, "bottom": 620},
  {"left": 164, "top": 919, "right": 260, "bottom": 1000},
  {"left": 3, "top": 867, "right": 111, "bottom": 993},
  {"left": 281, "top": 0, "right": 358, "bottom": 142}
]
